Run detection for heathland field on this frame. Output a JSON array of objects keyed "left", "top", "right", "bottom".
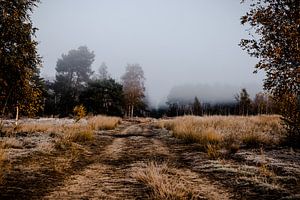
[{"left": 0, "top": 115, "right": 299, "bottom": 199}]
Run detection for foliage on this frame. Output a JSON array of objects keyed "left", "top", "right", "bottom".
[
  {"left": 240, "top": 0, "right": 300, "bottom": 145},
  {"left": 240, "top": 0, "right": 299, "bottom": 96},
  {"left": 73, "top": 104, "right": 86, "bottom": 121},
  {"left": 275, "top": 93, "right": 300, "bottom": 146},
  {"left": 121, "top": 64, "right": 146, "bottom": 117},
  {"left": 0, "top": 0, "right": 43, "bottom": 117},
  {"left": 80, "top": 79, "right": 124, "bottom": 116},
  {"left": 53, "top": 46, "right": 95, "bottom": 116}
]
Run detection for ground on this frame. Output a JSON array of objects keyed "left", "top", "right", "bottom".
[{"left": 0, "top": 118, "right": 299, "bottom": 199}]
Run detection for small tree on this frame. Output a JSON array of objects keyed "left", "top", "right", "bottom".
[
  {"left": 121, "top": 64, "right": 145, "bottom": 118},
  {"left": 73, "top": 104, "right": 86, "bottom": 122},
  {"left": 235, "top": 88, "right": 251, "bottom": 116}
]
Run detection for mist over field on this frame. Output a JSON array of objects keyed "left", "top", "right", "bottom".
[
  {"left": 1, "top": 0, "right": 299, "bottom": 199},
  {"left": 32, "top": 0, "right": 264, "bottom": 106}
]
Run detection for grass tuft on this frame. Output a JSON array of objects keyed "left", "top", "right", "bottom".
[
  {"left": 88, "top": 115, "right": 121, "bottom": 130},
  {"left": 131, "top": 162, "right": 199, "bottom": 199}
]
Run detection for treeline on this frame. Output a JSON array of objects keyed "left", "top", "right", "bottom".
[
  {"left": 150, "top": 89, "right": 280, "bottom": 118},
  {"left": 43, "top": 46, "right": 147, "bottom": 118}
]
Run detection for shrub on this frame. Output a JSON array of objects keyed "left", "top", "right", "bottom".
[{"left": 73, "top": 104, "right": 87, "bottom": 122}]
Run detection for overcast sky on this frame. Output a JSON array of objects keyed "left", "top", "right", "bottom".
[{"left": 32, "top": 0, "right": 264, "bottom": 107}]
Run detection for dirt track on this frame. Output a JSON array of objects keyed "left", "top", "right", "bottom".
[{"left": 1, "top": 120, "right": 299, "bottom": 199}]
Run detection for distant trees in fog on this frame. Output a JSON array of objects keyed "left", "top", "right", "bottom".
[
  {"left": 161, "top": 88, "right": 279, "bottom": 118},
  {"left": 52, "top": 46, "right": 95, "bottom": 116},
  {"left": 121, "top": 64, "right": 146, "bottom": 118},
  {"left": 235, "top": 88, "right": 251, "bottom": 116}
]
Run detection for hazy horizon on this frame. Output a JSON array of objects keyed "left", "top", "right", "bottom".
[{"left": 32, "top": 0, "right": 265, "bottom": 107}]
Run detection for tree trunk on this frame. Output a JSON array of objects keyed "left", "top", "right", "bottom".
[
  {"left": 131, "top": 105, "right": 134, "bottom": 118},
  {"left": 15, "top": 105, "right": 19, "bottom": 126}
]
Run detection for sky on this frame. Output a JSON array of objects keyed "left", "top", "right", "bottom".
[{"left": 32, "top": 0, "right": 264, "bottom": 107}]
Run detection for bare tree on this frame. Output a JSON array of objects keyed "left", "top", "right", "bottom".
[
  {"left": 121, "top": 64, "right": 145, "bottom": 118},
  {"left": 98, "top": 62, "right": 110, "bottom": 80}
]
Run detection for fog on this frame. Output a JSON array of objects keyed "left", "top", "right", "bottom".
[
  {"left": 32, "top": 0, "right": 264, "bottom": 107},
  {"left": 167, "top": 83, "right": 262, "bottom": 105}
]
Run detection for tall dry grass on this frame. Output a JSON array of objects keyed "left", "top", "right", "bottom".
[
  {"left": 88, "top": 115, "right": 121, "bottom": 130},
  {"left": 131, "top": 162, "right": 200, "bottom": 199},
  {"left": 159, "top": 115, "right": 284, "bottom": 152}
]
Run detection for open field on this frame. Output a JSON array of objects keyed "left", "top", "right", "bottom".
[{"left": 0, "top": 115, "right": 299, "bottom": 199}]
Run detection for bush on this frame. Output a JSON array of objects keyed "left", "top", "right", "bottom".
[
  {"left": 73, "top": 105, "right": 86, "bottom": 122},
  {"left": 276, "top": 93, "right": 300, "bottom": 147}
]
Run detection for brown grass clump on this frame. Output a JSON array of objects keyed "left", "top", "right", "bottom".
[
  {"left": 159, "top": 115, "right": 284, "bottom": 151},
  {"left": 205, "top": 144, "right": 220, "bottom": 159},
  {"left": 131, "top": 162, "right": 199, "bottom": 199},
  {"left": 88, "top": 115, "right": 121, "bottom": 130},
  {"left": 1, "top": 138, "right": 23, "bottom": 149},
  {"left": 61, "top": 124, "right": 94, "bottom": 143},
  {"left": 65, "top": 128, "right": 94, "bottom": 143},
  {"left": 0, "top": 149, "right": 6, "bottom": 184},
  {"left": 242, "top": 132, "right": 271, "bottom": 147}
]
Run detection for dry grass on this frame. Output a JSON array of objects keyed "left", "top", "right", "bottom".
[
  {"left": 13, "top": 123, "right": 54, "bottom": 134},
  {"left": 131, "top": 161, "right": 231, "bottom": 200},
  {"left": 1, "top": 138, "right": 23, "bottom": 149},
  {"left": 159, "top": 115, "right": 284, "bottom": 152},
  {"left": 131, "top": 162, "right": 199, "bottom": 199},
  {"left": 88, "top": 115, "right": 121, "bottom": 130},
  {"left": 63, "top": 124, "right": 94, "bottom": 143},
  {"left": 2, "top": 116, "right": 121, "bottom": 136},
  {"left": 0, "top": 148, "right": 6, "bottom": 184}
]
